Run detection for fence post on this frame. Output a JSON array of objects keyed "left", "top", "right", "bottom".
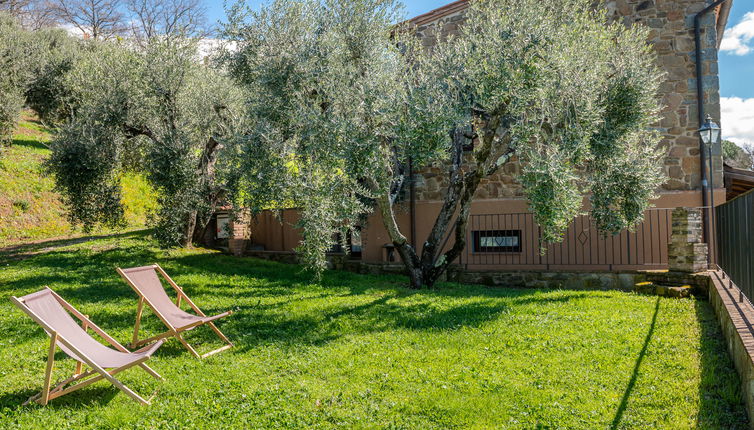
[{"left": 667, "top": 207, "right": 708, "bottom": 273}]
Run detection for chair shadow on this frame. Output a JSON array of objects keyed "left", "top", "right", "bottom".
[
  {"left": 0, "top": 386, "right": 118, "bottom": 411},
  {"left": 610, "top": 296, "right": 660, "bottom": 430}
]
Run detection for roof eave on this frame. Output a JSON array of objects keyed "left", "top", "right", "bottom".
[
  {"left": 716, "top": 0, "right": 734, "bottom": 49},
  {"left": 404, "top": 0, "right": 469, "bottom": 28}
]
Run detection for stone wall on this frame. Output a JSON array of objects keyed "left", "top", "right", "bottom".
[
  {"left": 228, "top": 210, "right": 252, "bottom": 257},
  {"left": 605, "top": 0, "right": 723, "bottom": 192},
  {"left": 707, "top": 272, "right": 754, "bottom": 428},
  {"left": 410, "top": 0, "right": 724, "bottom": 202},
  {"left": 667, "top": 206, "right": 709, "bottom": 272}
]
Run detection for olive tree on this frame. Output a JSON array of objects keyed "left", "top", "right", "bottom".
[
  {"left": 224, "top": 0, "right": 665, "bottom": 287},
  {"left": 0, "top": 12, "right": 29, "bottom": 148},
  {"left": 48, "top": 39, "right": 243, "bottom": 246},
  {"left": 1, "top": 15, "right": 81, "bottom": 148},
  {"left": 722, "top": 140, "right": 753, "bottom": 170},
  {"left": 25, "top": 27, "right": 84, "bottom": 125}
]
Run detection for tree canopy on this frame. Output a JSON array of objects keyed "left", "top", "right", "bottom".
[
  {"left": 0, "top": 12, "right": 30, "bottom": 147},
  {"left": 223, "top": 0, "right": 665, "bottom": 287},
  {"left": 0, "top": 12, "right": 85, "bottom": 148},
  {"left": 48, "top": 39, "right": 243, "bottom": 245},
  {"left": 722, "top": 139, "right": 753, "bottom": 170}
]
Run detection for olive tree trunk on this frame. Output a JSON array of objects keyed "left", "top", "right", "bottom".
[{"left": 378, "top": 117, "right": 512, "bottom": 288}]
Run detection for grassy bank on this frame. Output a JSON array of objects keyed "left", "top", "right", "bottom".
[
  {"left": 0, "top": 232, "right": 746, "bottom": 428},
  {"left": 0, "top": 112, "right": 156, "bottom": 247}
]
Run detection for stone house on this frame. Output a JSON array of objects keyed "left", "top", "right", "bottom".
[{"left": 229, "top": 0, "right": 733, "bottom": 273}]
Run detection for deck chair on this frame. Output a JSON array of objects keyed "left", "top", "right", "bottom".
[
  {"left": 117, "top": 264, "right": 233, "bottom": 359},
  {"left": 10, "top": 288, "right": 164, "bottom": 406}
]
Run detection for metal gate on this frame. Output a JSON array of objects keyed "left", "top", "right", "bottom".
[{"left": 716, "top": 189, "right": 754, "bottom": 301}]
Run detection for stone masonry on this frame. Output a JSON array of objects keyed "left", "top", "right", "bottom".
[
  {"left": 667, "top": 206, "right": 708, "bottom": 272},
  {"left": 410, "top": 0, "right": 724, "bottom": 202},
  {"left": 707, "top": 272, "right": 754, "bottom": 428},
  {"left": 228, "top": 210, "right": 252, "bottom": 257}
]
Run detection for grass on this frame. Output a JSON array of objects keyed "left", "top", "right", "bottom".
[
  {"left": 0, "top": 232, "right": 747, "bottom": 429},
  {"left": 0, "top": 111, "right": 157, "bottom": 248}
]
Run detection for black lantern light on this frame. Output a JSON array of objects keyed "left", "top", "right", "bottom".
[{"left": 698, "top": 114, "right": 721, "bottom": 148}]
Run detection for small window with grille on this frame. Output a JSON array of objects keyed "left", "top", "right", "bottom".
[{"left": 472, "top": 230, "right": 522, "bottom": 253}]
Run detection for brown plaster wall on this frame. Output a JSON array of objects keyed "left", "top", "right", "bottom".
[
  {"left": 249, "top": 209, "right": 303, "bottom": 252},
  {"left": 248, "top": 189, "right": 724, "bottom": 269}
]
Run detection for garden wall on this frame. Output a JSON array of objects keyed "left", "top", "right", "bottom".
[{"left": 708, "top": 271, "right": 754, "bottom": 429}]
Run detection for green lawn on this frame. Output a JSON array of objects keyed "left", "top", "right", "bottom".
[{"left": 0, "top": 232, "right": 746, "bottom": 429}]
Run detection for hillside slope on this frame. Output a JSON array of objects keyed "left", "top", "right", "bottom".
[{"left": 0, "top": 111, "right": 156, "bottom": 247}]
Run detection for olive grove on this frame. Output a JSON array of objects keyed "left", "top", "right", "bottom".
[
  {"left": 223, "top": 0, "right": 665, "bottom": 288},
  {"left": 47, "top": 40, "right": 243, "bottom": 246},
  {"left": 0, "top": 12, "right": 84, "bottom": 148}
]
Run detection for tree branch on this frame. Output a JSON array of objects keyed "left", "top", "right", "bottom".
[{"left": 419, "top": 125, "right": 467, "bottom": 268}]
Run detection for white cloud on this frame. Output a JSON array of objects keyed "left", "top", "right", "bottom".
[
  {"left": 59, "top": 23, "right": 86, "bottom": 38},
  {"left": 721, "top": 96, "right": 754, "bottom": 146},
  {"left": 197, "top": 38, "right": 237, "bottom": 59},
  {"left": 721, "top": 11, "right": 754, "bottom": 56}
]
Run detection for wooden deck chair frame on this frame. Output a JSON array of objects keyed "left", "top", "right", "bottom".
[
  {"left": 117, "top": 264, "right": 233, "bottom": 359},
  {"left": 10, "top": 288, "right": 163, "bottom": 406}
]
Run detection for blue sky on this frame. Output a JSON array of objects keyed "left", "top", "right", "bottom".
[
  {"left": 718, "top": 1, "right": 754, "bottom": 145},
  {"left": 720, "top": 1, "right": 754, "bottom": 99},
  {"left": 205, "top": 0, "right": 754, "bottom": 145}
]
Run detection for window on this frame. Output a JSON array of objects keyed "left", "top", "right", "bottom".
[
  {"left": 216, "top": 214, "right": 230, "bottom": 239},
  {"left": 329, "top": 229, "right": 362, "bottom": 259},
  {"left": 350, "top": 228, "right": 362, "bottom": 258},
  {"left": 329, "top": 233, "right": 344, "bottom": 253},
  {"left": 472, "top": 230, "right": 521, "bottom": 253}
]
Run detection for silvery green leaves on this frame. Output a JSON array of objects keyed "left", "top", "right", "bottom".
[
  {"left": 0, "top": 13, "right": 30, "bottom": 147},
  {"left": 24, "top": 27, "right": 83, "bottom": 125},
  {"left": 47, "top": 119, "right": 127, "bottom": 230},
  {"left": 224, "top": 0, "right": 664, "bottom": 286},
  {"left": 223, "top": 0, "right": 406, "bottom": 272},
  {"left": 48, "top": 38, "right": 244, "bottom": 246}
]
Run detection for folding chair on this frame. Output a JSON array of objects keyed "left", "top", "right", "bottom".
[
  {"left": 117, "top": 264, "right": 233, "bottom": 359},
  {"left": 10, "top": 287, "right": 164, "bottom": 406}
]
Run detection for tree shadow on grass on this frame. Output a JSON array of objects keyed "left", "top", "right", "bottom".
[
  {"left": 4, "top": 240, "right": 613, "bottom": 354},
  {"left": 224, "top": 288, "right": 601, "bottom": 351},
  {"left": 610, "top": 297, "right": 659, "bottom": 430},
  {"left": 693, "top": 299, "right": 748, "bottom": 429},
  {"left": 0, "top": 229, "right": 151, "bottom": 263},
  {"left": 10, "top": 134, "right": 49, "bottom": 151},
  {"left": 136, "top": 252, "right": 618, "bottom": 350}
]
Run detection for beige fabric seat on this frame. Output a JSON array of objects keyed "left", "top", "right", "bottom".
[
  {"left": 11, "top": 288, "right": 164, "bottom": 406},
  {"left": 118, "top": 264, "right": 233, "bottom": 359}
]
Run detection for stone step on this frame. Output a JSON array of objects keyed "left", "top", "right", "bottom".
[
  {"left": 634, "top": 281, "right": 692, "bottom": 298},
  {"left": 644, "top": 271, "right": 709, "bottom": 292}
]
